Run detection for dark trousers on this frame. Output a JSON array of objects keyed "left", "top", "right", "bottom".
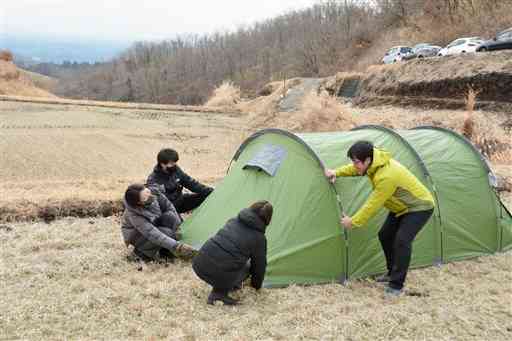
[
  {"left": 213, "top": 264, "right": 250, "bottom": 294},
  {"left": 378, "top": 209, "right": 433, "bottom": 290},
  {"left": 174, "top": 192, "right": 211, "bottom": 214},
  {"left": 193, "top": 255, "right": 250, "bottom": 293}
]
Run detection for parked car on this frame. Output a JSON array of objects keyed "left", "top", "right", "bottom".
[
  {"left": 382, "top": 46, "right": 414, "bottom": 64},
  {"left": 403, "top": 43, "right": 442, "bottom": 60},
  {"left": 438, "top": 37, "right": 484, "bottom": 56},
  {"left": 477, "top": 28, "right": 512, "bottom": 52}
]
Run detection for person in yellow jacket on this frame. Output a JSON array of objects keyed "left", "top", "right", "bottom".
[{"left": 325, "top": 141, "right": 434, "bottom": 296}]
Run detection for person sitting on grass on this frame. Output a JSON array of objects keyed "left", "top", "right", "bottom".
[
  {"left": 192, "top": 201, "right": 272, "bottom": 306},
  {"left": 121, "top": 183, "right": 197, "bottom": 262},
  {"left": 147, "top": 148, "right": 213, "bottom": 214}
]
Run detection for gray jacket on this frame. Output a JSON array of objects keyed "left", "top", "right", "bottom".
[{"left": 121, "top": 186, "right": 182, "bottom": 250}]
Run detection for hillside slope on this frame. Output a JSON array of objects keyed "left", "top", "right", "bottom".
[{"left": 0, "top": 61, "right": 57, "bottom": 98}]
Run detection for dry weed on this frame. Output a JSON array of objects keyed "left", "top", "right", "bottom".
[
  {"left": 0, "top": 61, "right": 57, "bottom": 98},
  {"left": 291, "top": 90, "right": 356, "bottom": 132},
  {"left": 0, "top": 50, "right": 13, "bottom": 62},
  {"left": 349, "top": 104, "right": 511, "bottom": 164},
  {"left": 462, "top": 87, "right": 479, "bottom": 139},
  {"left": 205, "top": 81, "right": 241, "bottom": 107},
  {"left": 465, "top": 87, "right": 480, "bottom": 113}
]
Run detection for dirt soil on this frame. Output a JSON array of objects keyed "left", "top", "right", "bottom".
[{"left": 358, "top": 51, "right": 512, "bottom": 104}]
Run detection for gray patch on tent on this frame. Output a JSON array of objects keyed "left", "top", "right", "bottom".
[{"left": 243, "top": 144, "right": 287, "bottom": 176}]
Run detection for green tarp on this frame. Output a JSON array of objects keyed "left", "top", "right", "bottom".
[{"left": 182, "top": 126, "right": 512, "bottom": 287}]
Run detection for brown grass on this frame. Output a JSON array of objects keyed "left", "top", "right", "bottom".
[
  {"left": 205, "top": 81, "right": 241, "bottom": 107},
  {"left": 0, "top": 100, "right": 248, "bottom": 220},
  {"left": 290, "top": 90, "right": 355, "bottom": 132},
  {"left": 1, "top": 97, "right": 511, "bottom": 339},
  {"left": 1, "top": 216, "right": 510, "bottom": 340},
  {"left": 0, "top": 61, "right": 57, "bottom": 98},
  {"left": 465, "top": 87, "right": 479, "bottom": 113},
  {"left": 19, "top": 68, "right": 59, "bottom": 91},
  {"left": 462, "top": 87, "right": 478, "bottom": 139},
  {"left": 348, "top": 104, "right": 512, "bottom": 164},
  {"left": 0, "top": 50, "right": 14, "bottom": 62},
  {"left": 0, "top": 94, "right": 241, "bottom": 114}
]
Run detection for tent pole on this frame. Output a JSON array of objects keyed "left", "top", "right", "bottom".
[{"left": 333, "top": 185, "right": 349, "bottom": 285}]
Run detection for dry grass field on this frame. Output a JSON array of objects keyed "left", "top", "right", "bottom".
[
  {"left": 0, "top": 217, "right": 510, "bottom": 340},
  {"left": 0, "top": 96, "right": 511, "bottom": 340},
  {"left": 0, "top": 100, "right": 248, "bottom": 221}
]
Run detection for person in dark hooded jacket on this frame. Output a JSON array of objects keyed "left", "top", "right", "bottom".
[
  {"left": 192, "top": 201, "right": 273, "bottom": 305},
  {"left": 147, "top": 148, "right": 213, "bottom": 214},
  {"left": 121, "top": 183, "right": 197, "bottom": 261}
]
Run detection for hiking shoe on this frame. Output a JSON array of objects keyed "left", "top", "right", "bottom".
[
  {"left": 375, "top": 274, "right": 391, "bottom": 283},
  {"left": 384, "top": 285, "right": 403, "bottom": 297},
  {"left": 207, "top": 291, "right": 239, "bottom": 306},
  {"left": 171, "top": 243, "right": 198, "bottom": 259}
]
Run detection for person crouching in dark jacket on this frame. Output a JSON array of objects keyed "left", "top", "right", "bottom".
[
  {"left": 147, "top": 148, "right": 213, "bottom": 214},
  {"left": 192, "top": 201, "right": 273, "bottom": 305},
  {"left": 121, "top": 184, "right": 197, "bottom": 262}
]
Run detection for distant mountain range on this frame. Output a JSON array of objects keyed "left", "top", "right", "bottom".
[{"left": 1, "top": 34, "right": 132, "bottom": 64}]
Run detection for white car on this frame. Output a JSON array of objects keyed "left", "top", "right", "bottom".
[
  {"left": 438, "top": 37, "right": 484, "bottom": 56},
  {"left": 382, "top": 46, "right": 414, "bottom": 64}
]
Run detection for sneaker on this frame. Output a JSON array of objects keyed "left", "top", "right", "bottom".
[
  {"left": 207, "top": 291, "right": 239, "bottom": 306},
  {"left": 375, "top": 274, "right": 391, "bottom": 283},
  {"left": 171, "top": 243, "right": 198, "bottom": 259},
  {"left": 384, "top": 285, "right": 403, "bottom": 297}
]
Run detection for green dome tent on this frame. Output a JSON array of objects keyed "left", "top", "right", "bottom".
[{"left": 182, "top": 126, "right": 512, "bottom": 287}]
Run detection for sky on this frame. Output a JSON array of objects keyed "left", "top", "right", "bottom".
[{"left": 1, "top": 0, "right": 318, "bottom": 42}]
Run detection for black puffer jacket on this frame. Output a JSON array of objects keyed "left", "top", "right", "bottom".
[
  {"left": 193, "top": 208, "right": 268, "bottom": 290},
  {"left": 147, "top": 165, "right": 213, "bottom": 206}
]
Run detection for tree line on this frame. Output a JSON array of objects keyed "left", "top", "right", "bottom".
[{"left": 28, "top": 0, "right": 510, "bottom": 105}]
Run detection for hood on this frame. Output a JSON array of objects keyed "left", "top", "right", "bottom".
[
  {"left": 367, "top": 148, "right": 391, "bottom": 176},
  {"left": 238, "top": 208, "right": 266, "bottom": 233},
  {"left": 123, "top": 198, "right": 142, "bottom": 215}
]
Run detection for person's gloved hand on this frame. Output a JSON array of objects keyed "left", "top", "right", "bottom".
[{"left": 171, "top": 242, "right": 198, "bottom": 259}]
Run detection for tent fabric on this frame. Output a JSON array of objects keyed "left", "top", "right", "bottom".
[{"left": 182, "top": 126, "right": 512, "bottom": 287}]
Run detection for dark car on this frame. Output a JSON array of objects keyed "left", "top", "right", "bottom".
[{"left": 477, "top": 28, "right": 512, "bottom": 52}]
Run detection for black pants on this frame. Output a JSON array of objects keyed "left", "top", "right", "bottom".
[
  {"left": 378, "top": 209, "right": 434, "bottom": 290},
  {"left": 193, "top": 254, "right": 250, "bottom": 292},
  {"left": 174, "top": 192, "right": 211, "bottom": 214}
]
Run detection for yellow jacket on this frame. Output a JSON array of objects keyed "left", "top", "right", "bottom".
[{"left": 335, "top": 148, "right": 435, "bottom": 228}]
